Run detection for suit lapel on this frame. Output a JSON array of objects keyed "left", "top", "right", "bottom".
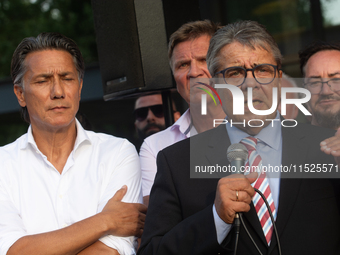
[
  {"left": 268, "top": 124, "right": 307, "bottom": 253},
  {"left": 243, "top": 203, "right": 268, "bottom": 245}
]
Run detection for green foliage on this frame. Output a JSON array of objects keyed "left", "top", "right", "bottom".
[
  {"left": 0, "top": 0, "right": 98, "bottom": 79},
  {"left": 224, "top": 0, "right": 313, "bottom": 37}
]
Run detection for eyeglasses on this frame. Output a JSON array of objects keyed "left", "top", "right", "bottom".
[
  {"left": 304, "top": 78, "right": 340, "bottom": 94},
  {"left": 134, "top": 104, "right": 164, "bottom": 121},
  {"left": 215, "top": 64, "right": 279, "bottom": 86}
]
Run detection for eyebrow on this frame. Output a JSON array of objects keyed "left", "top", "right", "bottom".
[
  {"left": 34, "top": 72, "right": 74, "bottom": 79},
  {"left": 174, "top": 59, "right": 190, "bottom": 67},
  {"left": 225, "top": 61, "right": 264, "bottom": 68},
  {"left": 329, "top": 72, "right": 340, "bottom": 77},
  {"left": 175, "top": 54, "right": 207, "bottom": 65},
  {"left": 196, "top": 54, "right": 207, "bottom": 59},
  {"left": 252, "top": 63, "right": 261, "bottom": 68},
  {"left": 308, "top": 72, "right": 340, "bottom": 79}
]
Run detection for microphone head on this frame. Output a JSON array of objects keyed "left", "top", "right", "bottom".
[{"left": 227, "top": 143, "right": 248, "bottom": 162}]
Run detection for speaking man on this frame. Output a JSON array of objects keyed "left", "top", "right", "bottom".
[
  {"left": 139, "top": 20, "right": 226, "bottom": 205},
  {"left": 300, "top": 41, "right": 340, "bottom": 129},
  {"left": 0, "top": 32, "right": 146, "bottom": 255},
  {"left": 138, "top": 21, "right": 340, "bottom": 255}
]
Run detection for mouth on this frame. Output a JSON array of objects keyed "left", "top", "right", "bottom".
[
  {"left": 192, "top": 81, "right": 208, "bottom": 88},
  {"left": 245, "top": 99, "right": 263, "bottom": 108},
  {"left": 251, "top": 100, "right": 262, "bottom": 107},
  {"left": 317, "top": 99, "right": 338, "bottom": 105},
  {"left": 143, "top": 123, "right": 163, "bottom": 132},
  {"left": 51, "top": 106, "right": 68, "bottom": 111},
  {"left": 147, "top": 126, "right": 160, "bottom": 132}
]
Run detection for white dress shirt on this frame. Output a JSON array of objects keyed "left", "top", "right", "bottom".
[
  {"left": 0, "top": 119, "right": 142, "bottom": 255},
  {"left": 140, "top": 109, "right": 197, "bottom": 197}
]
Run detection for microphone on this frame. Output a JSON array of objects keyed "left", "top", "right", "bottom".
[
  {"left": 227, "top": 143, "right": 248, "bottom": 174},
  {"left": 227, "top": 143, "right": 249, "bottom": 255}
]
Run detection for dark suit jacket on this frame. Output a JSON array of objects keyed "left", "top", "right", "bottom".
[{"left": 138, "top": 123, "right": 340, "bottom": 255}]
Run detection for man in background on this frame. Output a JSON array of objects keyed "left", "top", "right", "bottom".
[
  {"left": 0, "top": 32, "right": 146, "bottom": 255},
  {"left": 299, "top": 41, "right": 340, "bottom": 129},
  {"left": 134, "top": 93, "right": 180, "bottom": 142},
  {"left": 139, "top": 20, "right": 226, "bottom": 205}
]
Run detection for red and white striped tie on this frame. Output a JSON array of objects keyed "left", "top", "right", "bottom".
[{"left": 240, "top": 136, "right": 276, "bottom": 245}]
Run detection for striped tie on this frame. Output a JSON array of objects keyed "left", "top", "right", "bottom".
[{"left": 240, "top": 136, "right": 276, "bottom": 245}]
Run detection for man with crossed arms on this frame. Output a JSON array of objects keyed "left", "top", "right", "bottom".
[{"left": 0, "top": 32, "right": 146, "bottom": 255}]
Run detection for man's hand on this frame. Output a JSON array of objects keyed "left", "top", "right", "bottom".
[
  {"left": 102, "top": 185, "right": 147, "bottom": 237},
  {"left": 320, "top": 128, "right": 340, "bottom": 165},
  {"left": 214, "top": 172, "right": 257, "bottom": 224}
]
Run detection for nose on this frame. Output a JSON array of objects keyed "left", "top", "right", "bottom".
[
  {"left": 51, "top": 77, "right": 65, "bottom": 99},
  {"left": 241, "top": 70, "right": 258, "bottom": 90},
  {"left": 146, "top": 108, "right": 156, "bottom": 122},
  {"left": 187, "top": 61, "right": 204, "bottom": 79}
]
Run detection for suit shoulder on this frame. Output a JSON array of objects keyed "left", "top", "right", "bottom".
[
  {"left": 292, "top": 123, "right": 335, "bottom": 140},
  {"left": 160, "top": 126, "right": 222, "bottom": 157},
  {"left": 160, "top": 136, "right": 190, "bottom": 158}
]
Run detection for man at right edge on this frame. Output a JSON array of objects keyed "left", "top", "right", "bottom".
[{"left": 138, "top": 20, "right": 340, "bottom": 255}]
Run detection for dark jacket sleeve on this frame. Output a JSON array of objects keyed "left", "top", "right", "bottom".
[{"left": 138, "top": 148, "right": 231, "bottom": 255}]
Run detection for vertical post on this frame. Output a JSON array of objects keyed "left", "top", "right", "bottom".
[
  {"left": 162, "top": 90, "right": 175, "bottom": 128},
  {"left": 310, "top": 0, "right": 325, "bottom": 40}
]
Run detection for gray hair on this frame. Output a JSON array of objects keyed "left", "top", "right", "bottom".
[
  {"left": 11, "top": 32, "right": 85, "bottom": 123},
  {"left": 207, "top": 20, "right": 282, "bottom": 76}
]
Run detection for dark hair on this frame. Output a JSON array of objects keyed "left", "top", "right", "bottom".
[
  {"left": 11, "top": 32, "right": 85, "bottom": 123},
  {"left": 168, "top": 20, "right": 221, "bottom": 68},
  {"left": 299, "top": 41, "right": 340, "bottom": 77},
  {"left": 207, "top": 20, "right": 282, "bottom": 76}
]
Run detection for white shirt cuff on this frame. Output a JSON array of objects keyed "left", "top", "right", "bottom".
[
  {"left": 212, "top": 204, "right": 232, "bottom": 244},
  {"left": 99, "top": 235, "right": 136, "bottom": 255}
]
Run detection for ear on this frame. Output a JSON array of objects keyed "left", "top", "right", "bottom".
[
  {"left": 173, "top": 111, "right": 181, "bottom": 122},
  {"left": 14, "top": 85, "right": 26, "bottom": 107}
]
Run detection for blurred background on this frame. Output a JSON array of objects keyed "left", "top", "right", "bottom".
[{"left": 1, "top": 0, "right": 340, "bottom": 147}]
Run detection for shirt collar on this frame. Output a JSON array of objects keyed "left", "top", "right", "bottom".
[
  {"left": 226, "top": 111, "right": 281, "bottom": 151},
  {"left": 21, "top": 118, "right": 91, "bottom": 152},
  {"left": 22, "top": 125, "right": 36, "bottom": 150},
  {"left": 170, "top": 109, "right": 191, "bottom": 136},
  {"left": 73, "top": 118, "right": 92, "bottom": 150}
]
